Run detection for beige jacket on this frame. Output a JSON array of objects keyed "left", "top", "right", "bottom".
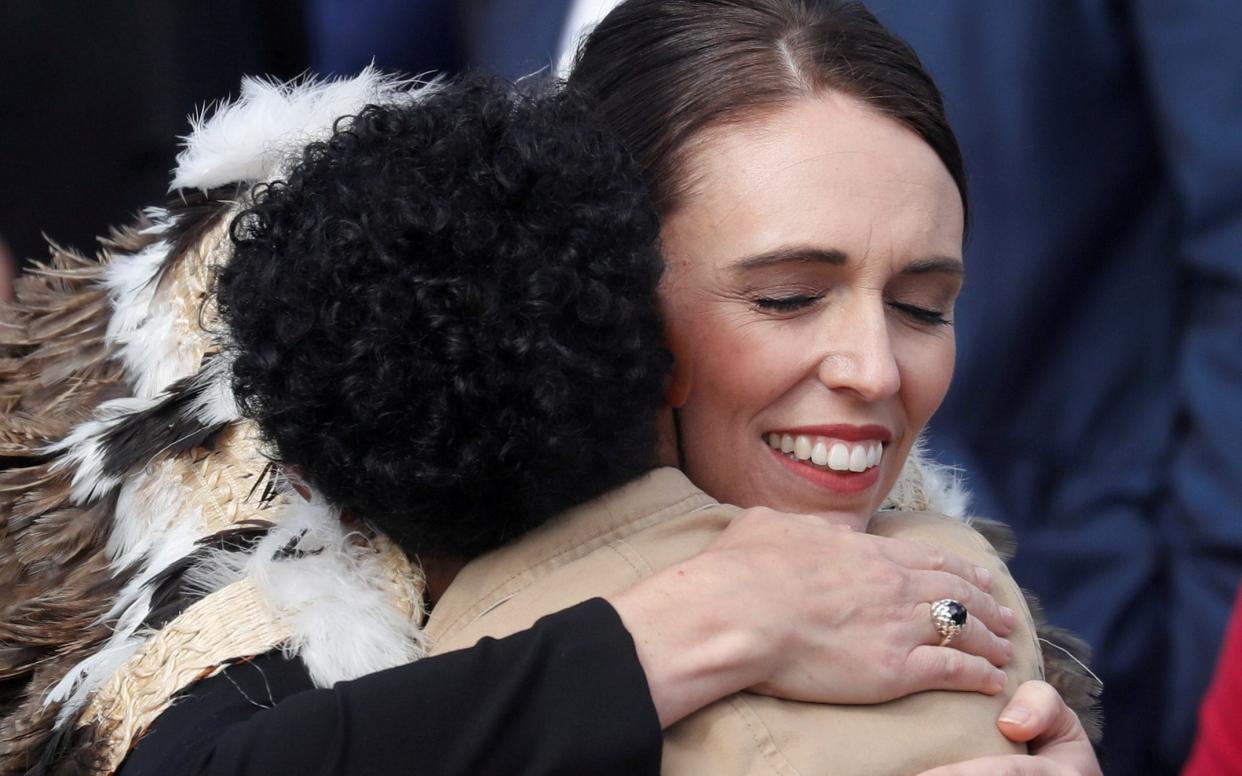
[{"left": 426, "top": 467, "right": 1043, "bottom": 775}]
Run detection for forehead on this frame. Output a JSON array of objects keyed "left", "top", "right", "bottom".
[{"left": 666, "top": 93, "right": 964, "bottom": 269}]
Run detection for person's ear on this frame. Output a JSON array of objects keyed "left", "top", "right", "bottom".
[{"left": 664, "top": 352, "right": 692, "bottom": 408}]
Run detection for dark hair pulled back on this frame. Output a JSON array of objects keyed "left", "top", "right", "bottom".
[{"left": 568, "top": 0, "right": 966, "bottom": 221}]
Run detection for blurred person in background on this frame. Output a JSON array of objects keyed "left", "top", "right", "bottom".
[
  {"left": 869, "top": 7, "right": 1242, "bottom": 773},
  {"left": 306, "top": 0, "right": 460, "bottom": 76},
  {"left": 0, "top": 0, "right": 305, "bottom": 269}
]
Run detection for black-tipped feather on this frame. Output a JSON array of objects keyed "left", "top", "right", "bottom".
[
  {"left": 142, "top": 522, "right": 272, "bottom": 630},
  {"left": 97, "top": 373, "right": 228, "bottom": 480}
]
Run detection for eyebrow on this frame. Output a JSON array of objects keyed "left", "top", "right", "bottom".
[
  {"left": 900, "top": 257, "right": 965, "bottom": 278},
  {"left": 730, "top": 246, "right": 964, "bottom": 278},
  {"left": 731, "top": 247, "right": 848, "bottom": 271}
]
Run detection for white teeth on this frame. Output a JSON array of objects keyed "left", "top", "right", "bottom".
[
  {"left": 848, "top": 445, "right": 868, "bottom": 472},
  {"left": 768, "top": 433, "right": 886, "bottom": 473},
  {"left": 827, "top": 442, "right": 849, "bottom": 471}
]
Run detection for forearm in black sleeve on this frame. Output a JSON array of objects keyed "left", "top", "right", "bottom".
[{"left": 118, "top": 598, "right": 661, "bottom": 776}]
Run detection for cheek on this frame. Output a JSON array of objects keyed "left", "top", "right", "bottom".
[
  {"left": 896, "top": 331, "right": 956, "bottom": 429},
  {"left": 673, "top": 308, "right": 808, "bottom": 422}
]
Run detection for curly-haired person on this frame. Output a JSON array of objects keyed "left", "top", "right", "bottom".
[
  {"left": 115, "top": 76, "right": 1062, "bottom": 776},
  {"left": 218, "top": 77, "right": 671, "bottom": 561}
]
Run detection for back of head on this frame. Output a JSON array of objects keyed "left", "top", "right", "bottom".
[
  {"left": 567, "top": 0, "right": 966, "bottom": 219},
  {"left": 218, "top": 76, "right": 670, "bottom": 560}
]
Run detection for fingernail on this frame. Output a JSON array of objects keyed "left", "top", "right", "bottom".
[
  {"left": 999, "top": 704, "right": 1030, "bottom": 725},
  {"left": 974, "top": 566, "right": 993, "bottom": 589},
  {"left": 992, "top": 670, "right": 1008, "bottom": 692}
]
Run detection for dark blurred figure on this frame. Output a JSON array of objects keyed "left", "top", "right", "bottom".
[
  {"left": 306, "top": 0, "right": 461, "bottom": 77},
  {"left": 466, "top": 1, "right": 1242, "bottom": 773},
  {"left": 462, "top": 0, "right": 577, "bottom": 81},
  {"left": 0, "top": 0, "right": 307, "bottom": 267},
  {"left": 866, "top": 5, "right": 1242, "bottom": 774}
]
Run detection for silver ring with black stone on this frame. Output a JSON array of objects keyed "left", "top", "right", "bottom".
[{"left": 931, "top": 598, "right": 968, "bottom": 646}]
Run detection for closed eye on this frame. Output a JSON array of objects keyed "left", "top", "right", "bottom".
[
  {"left": 753, "top": 294, "right": 823, "bottom": 313},
  {"left": 888, "top": 301, "right": 951, "bottom": 326}
]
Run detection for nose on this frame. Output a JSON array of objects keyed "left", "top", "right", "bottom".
[{"left": 815, "top": 300, "right": 901, "bottom": 402}]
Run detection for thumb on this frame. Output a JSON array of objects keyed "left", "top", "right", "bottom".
[{"left": 996, "top": 681, "right": 1079, "bottom": 745}]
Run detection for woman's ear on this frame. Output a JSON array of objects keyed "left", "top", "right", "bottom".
[{"left": 664, "top": 352, "right": 692, "bottom": 408}]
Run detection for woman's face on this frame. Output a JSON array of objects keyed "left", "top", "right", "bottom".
[{"left": 660, "top": 92, "right": 964, "bottom": 529}]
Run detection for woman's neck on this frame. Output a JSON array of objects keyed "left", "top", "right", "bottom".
[{"left": 421, "top": 556, "right": 467, "bottom": 607}]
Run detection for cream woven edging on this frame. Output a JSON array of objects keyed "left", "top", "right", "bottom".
[
  {"left": 183, "top": 422, "right": 289, "bottom": 535},
  {"left": 80, "top": 579, "right": 290, "bottom": 774}
]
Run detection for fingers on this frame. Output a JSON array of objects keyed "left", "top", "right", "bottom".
[
  {"left": 878, "top": 536, "right": 995, "bottom": 591},
  {"left": 909, "top": 569, "right": 1014, "bottom": 638},
  {"left": 920, "top": 600, "right": 1013, "bottom": 667},
  {"left": 903, "top": 645, "right": 1008, "bottom": 696},
  {"left": 917, "top": 755, "right": 1077, "bottom": 776}
]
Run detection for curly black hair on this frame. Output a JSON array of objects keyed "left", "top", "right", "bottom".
[{"left": 217, "top": 77, "right": 671, "bottom": 560}]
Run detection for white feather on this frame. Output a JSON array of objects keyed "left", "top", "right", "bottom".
[
  {"left": 880, "top": 436, "right": 972, "bottom": 519},
  {"left": 102, "top": 205, "right": 212, "bottom": 399},
  {"left": 47, "top": 514, "right": 207, "bottom": 722},
  {"left": 106, "top": 464, "right": 205, "bottom": 578},
  {"left": 171, "top": 66, "right": 434, "bottom": 192},
  {"left": 45, "top": 358, "right": 239, "bottom": 507},
  {"left": 46, "top": 397, "right": 159, "bottom": 503},
  {"left": 246, "top": 498, "right": 426, "bottom": 687},
  {"left": 190, "top": 356, "right": 241, "bottom": 427},
  {"left": 916, "top": 457, "right": 972, "bottom": 519},
  {"left": 102, "top": 228, "right": 180, "bottom": 398},
  {"left": 45, "top": 627, "right": 148, "bottom": 724},
  {"left": 104, "top": 212, "right": 233, "bottom": 399}
]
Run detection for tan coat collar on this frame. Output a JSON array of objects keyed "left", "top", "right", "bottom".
[{"left": 426, "top": 467, "right": 718, "bottom": 644}]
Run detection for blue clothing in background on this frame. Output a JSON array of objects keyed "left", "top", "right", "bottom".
[
  {"left": 306, "top": 0, "right": 461, "bottom": 77},
  {"left": 464, "top": 0, "right": 574, "bottom": 81},
  {"left": 865, "top": 3, "right": 1242, "bottom": 773}
]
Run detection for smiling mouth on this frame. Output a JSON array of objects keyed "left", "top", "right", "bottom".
[{"left": 765, "top": 433, "right": 884, "bottom": 473}]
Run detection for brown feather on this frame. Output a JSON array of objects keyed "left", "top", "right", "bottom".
[
  {"left": 0, "top": 190, "right": 249, "bottom": 773},
  {"left": 0, "top": 241, "right": 126, "bottom": 452},
  {"left": 0, "top": 227, "right": 135, "bottom": 774}
]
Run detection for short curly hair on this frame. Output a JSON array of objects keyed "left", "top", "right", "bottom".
[{"left": 217, "top": 77, "right": 670, "bottom": 559}]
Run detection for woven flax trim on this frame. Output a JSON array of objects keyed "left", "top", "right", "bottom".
[
  {"left": 181, "top": 422, "right": 289, "bottom": 534},
  {"left": 81, "top": 579, "right": 290, "bottom": 774}
]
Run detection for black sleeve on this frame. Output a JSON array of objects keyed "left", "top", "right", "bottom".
[{"left": 118, "top": 598, "right": 661, "bottom": 776}]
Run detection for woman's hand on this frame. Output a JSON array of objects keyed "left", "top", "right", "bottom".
[
  {"left": 916, "top": 680, "right": 1102, "bottom": 775},
  {"left": 608, "top": 506, "right": 1015, "bottom": 727}
]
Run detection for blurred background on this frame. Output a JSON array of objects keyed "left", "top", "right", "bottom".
[{"left": 2, "top": 2, "right": 1239, "bottom": 774}]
